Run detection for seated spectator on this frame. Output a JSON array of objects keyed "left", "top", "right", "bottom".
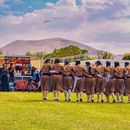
[{"left": 33, "top": 68, "right": 40, "bottom": 84}]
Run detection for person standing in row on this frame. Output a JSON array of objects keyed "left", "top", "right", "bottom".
[
  {"left": 73, "top": 60, "right": 86, "bottom": 102},
  {"left": 41, "top": 59, "right": 52, "bottom": 100},
  {"left": 104, "top": 61, "right": 116, "bottom": 103},
  {"left": 95, "top": 61, "right": 105, "bottom": 103},
  {"left": 84, "top": 62, "right": 96, "bottom": 102},
  {"left": 114, "top": 62, "right": 125, "bottom": 103},
  {"left": 124, "top": 62, "right": 130, "bottom": 103},
  {"left": 62, "top": 60, "right": 74, "bottom": 101},
  {"left": 52, "top": 58, "right": 64, "bottom": 101}
]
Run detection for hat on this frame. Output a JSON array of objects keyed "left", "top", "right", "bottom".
[
  {"left": 114, "top": 62, "right": 120, "bottom": 67},
  {"left": 75, "top": 60, "right": 80, "bottom": 65},
  {"left": 106, "top": 61, "right": 111, "bottom": 67},
  {"left": 54, "top": 58, "right": 60, "bottom": 64},
  {"left": 95, "top": 60, "right": 102, "bottom": 66},
  {"left": 45, "top": 59, "right": 50, "bottom": 63},
  {"left": 64, "top": 60, "right": 69, "bottom": 65},
  {"left": 125, "top": 62, "right": 129, "bottom": 67},
  {"left": 86, "top": 62, "right": 91, "bottom": 66}
]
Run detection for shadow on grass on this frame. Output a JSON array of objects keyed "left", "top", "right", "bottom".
[{"left": 4, "top": 99, "right": 130, "bottom": 105}]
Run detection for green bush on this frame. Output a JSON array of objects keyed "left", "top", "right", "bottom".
[
  {"left": 122, "top": 53, "right": 130, "bottom": 60},
  {"left": 45, "top": 45, "right": 88, "bottom": 58}
]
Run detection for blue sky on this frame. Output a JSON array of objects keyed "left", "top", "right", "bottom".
[
  {"left": 0, "top": 0, "right": 59, "bottom": 16},
  {"left": 0, "top": 0, "right": 130, "bottom": 54}
]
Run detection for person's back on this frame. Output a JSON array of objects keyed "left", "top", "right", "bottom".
[
  {"left": 51, "top": 58, "right": 63, "bottom": 101},
  {"left": 105, "top": 66, "right": 115, "bottom": 78},
  {"left": 63, "top": 64, "right": 73, "bottom": 76},
  {"left": 95, "top": 61, "right": 105, "bottom": 103},
  {"left": 41, "top": 59, "right": 52, "bottom": 100},
  {"left": 104, "top": 61, "right": 116, "bottom": 103},
  {"left": 73, "top": 60, "right": 85, "bottom": 102},
  {"left": 52, "top": 63, "right": 64, "bottom": 73},
  {"left": 114, "top": 62, "right": 125, "bottom": 102},
  {"left": 96, "top": 65, "right": 105, "bottom": 77},
  {"left": 74, "top": 65, "right": 84, "bottom": 77},
  {"left": 41, "top": 64, "right": 52, "bottom": 74},
  {"left": 115, "top": 66, "right": 124, "bottom": 78}
]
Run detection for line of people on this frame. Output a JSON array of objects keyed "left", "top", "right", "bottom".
[{"left": 40, "top": 59, "right": 130, "bottom": 103}]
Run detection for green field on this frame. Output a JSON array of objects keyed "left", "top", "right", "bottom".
[{"left": 0, "top": 92, "right": 130, "bottom": 130}]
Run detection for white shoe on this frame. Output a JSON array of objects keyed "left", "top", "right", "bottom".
[
  {"left": 116, "top": 100, "right": 120, "bottom": 103},
  {"left": 120, "top": 100, "right": 124, "bottom": 103}
]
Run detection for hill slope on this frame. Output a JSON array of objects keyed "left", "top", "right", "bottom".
[{"left": 0, "top": 38, "right": 98, "bottom": 56}]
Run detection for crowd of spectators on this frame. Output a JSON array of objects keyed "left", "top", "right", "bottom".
[{"left": 0, "top": 64, "right": 40, "bottom": 91}]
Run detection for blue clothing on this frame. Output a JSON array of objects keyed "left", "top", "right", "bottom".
[{"left": 33, "top": 71, "right": 40, "bottom": 83}]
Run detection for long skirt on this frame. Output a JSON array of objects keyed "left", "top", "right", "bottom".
[
  {"left": 85, "top": 77, "right": 96, "bottom": 95},
  {"left": 52, "top": 75, "right": 63, "bottom": 91},
  {"left": 96, "top": 77, "right": 105, "bottom": 93},
  {"left": 115, "top": 79, "right": 124, "bottom": 94},
  {"left": 41, "top": 75, "right": 50, "bottom": 91}
]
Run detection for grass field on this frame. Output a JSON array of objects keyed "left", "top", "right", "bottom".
[{"left": 0, "top": 92, "right": 130, "bottom": 130}]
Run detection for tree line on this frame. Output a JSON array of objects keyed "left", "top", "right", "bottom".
[{"left": 0, "top": 45, "right": 130, "bottom": 60}]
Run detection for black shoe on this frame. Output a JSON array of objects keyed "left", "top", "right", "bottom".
[
  {"left": 65, "top": 99, "right": 67, "bottom": 101},
  {"left": 43, "top": 97, "right": 46, "bottom": 100},
  {"left": 101, "top": 100, "right": 104, "bottom": 103},
  {"left": 68, "top": 99, "right": 71, "bottom": 102},
  {"left": 91, "top": 99, "right": 94, "bottom": 103},
  {"left": 112, "top": 100, "right": 116, "bottom": 103},
  {"left": 54, "top": 99, "right": 57, "bottom": 101},
  {"left": 57, "top": 99, "right": 59, "bottom": 102},
  {"left": 76, "top": 100, "right": 79, "bottom": 102},
  {"left": 45, "top": 97, "right": 48, "bottom": 101},
  {"left": 80, "top": 98, "right": 82, "bottom": 102},
  {"left": 120, "top": 100, "right": 124, "bottom": 103}
]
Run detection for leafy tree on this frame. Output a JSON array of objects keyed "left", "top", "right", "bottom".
[
  {"left": 26, "top": 51, "right": 47, "bottom": 58},
  {"left": 97, "top": 51, "right": 114, "bottom": 59},
  {"left": 0, "top": 50, "right": 3, "bottom": 55},
  {"left": 26, "top": 51, "right": 33, "bottom": 56},
  {"left": 45, "top": 45, "right": 88, "bottom": 58},
  {"left": 122, "top": 53, "right": 130, "bottom": 60}
]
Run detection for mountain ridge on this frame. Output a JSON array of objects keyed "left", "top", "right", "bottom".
[{"left": 0, "top": 38, "right": 99, "bottom": 56}]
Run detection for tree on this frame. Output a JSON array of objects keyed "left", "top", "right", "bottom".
[
  {"left": 97, "top": 51, "right": 114, "bottom": 59},
  {"left": 46, "top": 45, "right": 88, "bottom": 58},
  {"left": 35, "top": 52, "right": 47, "bottom": 59},
  {"left": 0, "top": 50, "right": 3, "bottom": 55},
  {"left": 122, "top": 53, "right": 130, "bottom": 60},
  {"left": 26, "top": 51, "right": 33, "bottom": 56},
  {"left": 26, "top": 51, "right": 47, "bottom": 58}
]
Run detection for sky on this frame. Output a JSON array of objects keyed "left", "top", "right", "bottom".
[{"left": 0, "top": 0, "right": 130, "bottom": 54}]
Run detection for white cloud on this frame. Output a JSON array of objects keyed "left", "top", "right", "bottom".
[
  {"left": 0, "top": 0, "right": 6, "bottom": 5},
  {"left": 0, "top": 0, "right": 130, "bottom": 54}
]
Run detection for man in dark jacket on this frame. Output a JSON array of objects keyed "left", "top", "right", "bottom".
[{"left": 1, "top": 64, "right": 9, "bottom": 91}]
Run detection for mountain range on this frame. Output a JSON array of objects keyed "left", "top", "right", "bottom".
[{"left": 0, "top": 38, "right": 99, "bottom": 56}]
